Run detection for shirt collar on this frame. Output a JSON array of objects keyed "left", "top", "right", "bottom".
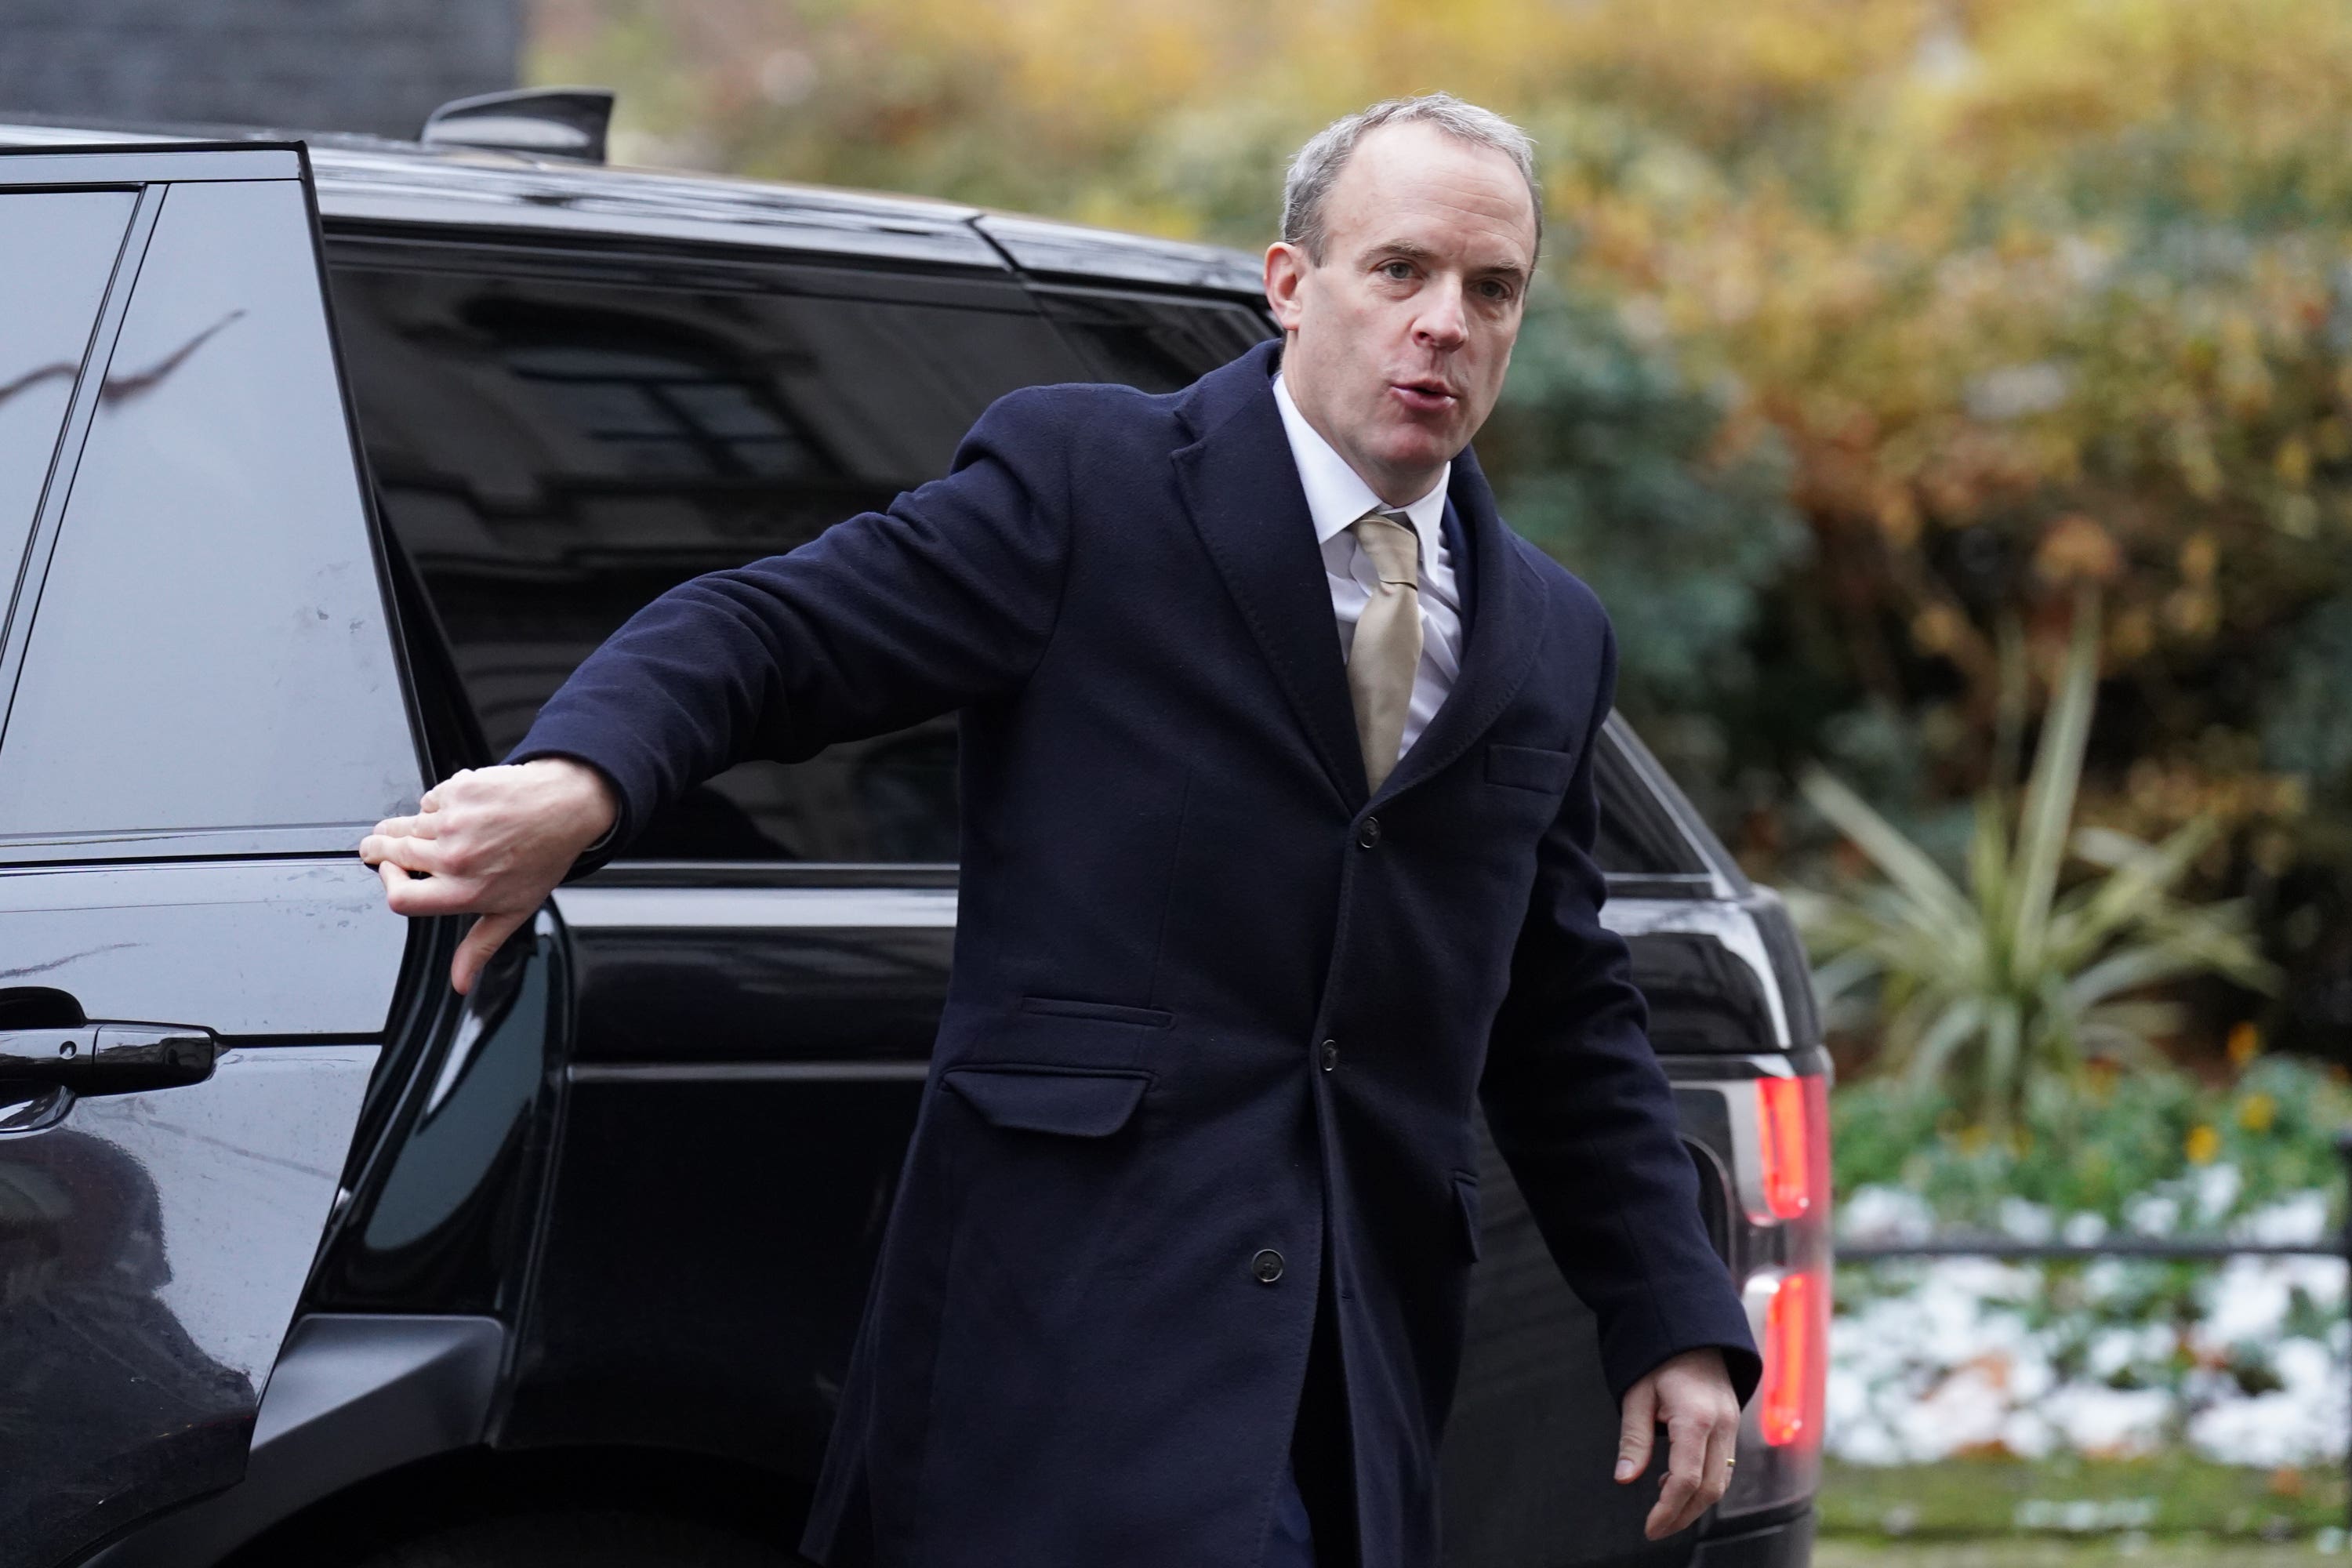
[{"left": 1272, "top": 372, "right": 1450, "bottom": 555}]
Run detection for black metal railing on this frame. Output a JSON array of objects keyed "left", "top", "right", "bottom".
[{"left": 1839, "top": 1236, "right": 2336, "bottom": 1260}]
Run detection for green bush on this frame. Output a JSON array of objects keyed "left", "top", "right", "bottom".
[
  {"left": 1794, "top": 599, "right": 2278, "bottom": 1131},
  {"left": 1834, "top": 1056, "right": 2352, "bottom": 1236}
]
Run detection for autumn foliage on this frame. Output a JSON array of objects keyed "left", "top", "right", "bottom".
[{"left": 532, "top": 0, "right": 2352, "bottom": 1058}]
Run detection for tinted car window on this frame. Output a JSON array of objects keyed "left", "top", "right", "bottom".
[
  {"left": 1034, "top": 286, "right": 1271, "bottom": 392},
  {"left": 0, "top": 191, "right": 134, "bottom": 631},
  {"left": 0, "top": 180, "right": 419, "bottom": 842},
  {"left": 1592, "top": 722, "right": 1712, "bottom": 878},
  {"left": 330, "top": 255, "right": 1094, "bottom": 862}
]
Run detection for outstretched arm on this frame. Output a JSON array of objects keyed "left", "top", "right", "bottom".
[{"left": 361, "top": 387, "right": 1076, "bottom": 992}]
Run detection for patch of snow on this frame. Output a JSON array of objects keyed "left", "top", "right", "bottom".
[
  {"left": 2042, "top": 1385, "right": 2172, "bottom": 1457},
  {"left": 2187, "top": 1364, "right": 2346, "bottom": 1469},
  {"left": 2124, "top": 1192, "right": 2180, "bottom": 1236},
  {"left": 2063, "top": 1210, "right": 2110, "bottom": 1246},
  {"left": 2000, "top": 1196, "right": 2056, "bottom": 1242},
  {"left": 1839, "top": 1183, "right": 1939, "bottom": 1243},
  {"left": 2192, "top": 1163, "right": 2245, "bottom": 1225},
  {"left": 2233, "top": 1190, "right": 2332, "bottom": 1247},
  {"left": 1831, "top": 1221, "right": 2350, "bottom": 1465},
  {"left": 2085, "top": 1326, "right": 2149, "bottom": 1381}
]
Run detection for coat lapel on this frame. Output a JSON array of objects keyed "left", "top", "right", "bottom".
[
  {"left": 1171, "top": 342, "right": 1550, "bottom": 812},
  {"left": 1172, "top": 343, "right": 1369, "bottom": 808},
  {"left": 1371, "top": 444, "right": 1548, "bottom": 804}
]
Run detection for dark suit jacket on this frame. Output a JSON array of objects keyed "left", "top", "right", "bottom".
[{"left": 513, "top": 339, "right": 1761, "bottom": 1568}]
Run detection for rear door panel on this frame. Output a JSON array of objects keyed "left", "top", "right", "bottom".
[
  {"left": 322, "top": 242, "right": 1094, "bottom": 1467},
  {"left": 0, "top": 145, "right": 423, "bottom": 1568}
]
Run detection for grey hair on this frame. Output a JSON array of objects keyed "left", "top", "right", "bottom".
[{"left": 1281, "top": 93, "right": 1541, "bottom": 264}]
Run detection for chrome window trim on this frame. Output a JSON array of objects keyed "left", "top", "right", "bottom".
[
  {"left": 0, "top": 146, "right": 302, "bottom": 186},
  {"left": 1599, "top": 712, "right": 1741, "bottom": 898},
  {"left": 549, "top": 885, "right": 1793, "bottom": 1050},
  {"left": 550, "top": 883, "right": 958, "bottom": 931},
  {"left": 568, "top": 1061, "right": 932, "bottom": 1084}
]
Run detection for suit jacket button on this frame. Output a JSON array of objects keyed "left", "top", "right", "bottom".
[
  {"left": 1319, "top": 1040, "right": 1339, "bottom": 1072},
  {"left": 1251, "top": 1248, "right": 1285, "bottom": 1283},
  {"left": 1356, "top": 816, "right": 1382, "bottom": 849}
]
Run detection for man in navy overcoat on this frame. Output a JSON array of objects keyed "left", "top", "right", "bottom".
[{"left": 363, "top": 93, "right": 1760, "bottom": 1568}]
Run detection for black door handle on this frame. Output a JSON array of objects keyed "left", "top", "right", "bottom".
[{"left": 0, "top": 1022, "right": 218, "bottom": 1097}]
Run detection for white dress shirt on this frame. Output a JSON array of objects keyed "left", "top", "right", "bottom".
[{"left": 1272, "top": 372, "right": 1464, "bottom": 764}]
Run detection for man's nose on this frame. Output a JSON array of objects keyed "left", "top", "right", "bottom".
[{"left": 1414, "top": 278, "right": 1468, "bottom": 350}]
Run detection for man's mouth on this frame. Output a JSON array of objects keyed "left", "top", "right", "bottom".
[{"left": 1389, "top": 379, "right": 1460, "bottom": 414}]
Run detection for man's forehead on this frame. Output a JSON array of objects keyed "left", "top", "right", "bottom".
[{"left": 1328, "top": 125, "right": 1536, "bottom": 256}]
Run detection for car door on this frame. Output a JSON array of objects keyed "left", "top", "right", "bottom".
[
  {"left": 317, "top": 234, "right": 1098, "bottom": 1472},
  {"left": 0, "top": 145, "right": 426, "bottom": 1568}
]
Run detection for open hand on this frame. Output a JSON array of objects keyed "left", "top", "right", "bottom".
[
  {"left": 358, "top": 758, "right": 618, "bottom": 994},
  {"left": 1613, "top": 1346, "right": 1740, "bottom": 1540}
]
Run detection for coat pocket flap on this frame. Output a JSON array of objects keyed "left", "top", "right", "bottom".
[
  {"left": 944, "top": 1065, "right": 1151, "bottom": 1137},
  {"left": 1486, "top": 742, "right": 1576, "bottom": 793},
  {"left": 1019, "top": 995, "right": 1173, "bottom": 1029}
]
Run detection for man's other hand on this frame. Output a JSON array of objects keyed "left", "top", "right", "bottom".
[
  {"left": 358, "top": 758, "right": 618, "bottom": 995},
  {"left": 1613, "top": 1346, "right": 1740, "bottom": 1540}
]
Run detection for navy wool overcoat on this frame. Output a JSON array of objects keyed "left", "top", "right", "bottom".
[{"left": 514, "top": 339, "right": 1761, "bottom": 1568}]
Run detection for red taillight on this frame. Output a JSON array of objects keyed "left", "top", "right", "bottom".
[
  {"left": 1756, "top": 1073, "right": 1827, "bottom": 1221},
  {"left": 1759, "top": 1269, "right": 1826, "bottom": 1447}
]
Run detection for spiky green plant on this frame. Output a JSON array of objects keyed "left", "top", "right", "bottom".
[{"left": 1788, "top": 600, "right": 2278, "bottom": 1130}]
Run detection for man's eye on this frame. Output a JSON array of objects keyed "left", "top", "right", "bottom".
[{"left": 1381, "top": 260, "right": 1414, "bottom": 281}]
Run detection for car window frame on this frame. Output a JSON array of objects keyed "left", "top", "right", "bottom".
[
  {"left": 324, "top": 224, "right": 1099, "bottom": 878},
  {"left": 0, "top": 143, "right": 434, "bottom": 868}
]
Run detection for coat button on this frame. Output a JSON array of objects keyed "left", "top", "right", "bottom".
[
  {"left": 1320, "top": 1040, "right": 1339, "bottom": 1072},
  {"left": 1251, "top": 1248, "right": 1285, "bottom": 1283},
  {"left": 1356, "top": 816, "right": 1382, "bottom": 849}
]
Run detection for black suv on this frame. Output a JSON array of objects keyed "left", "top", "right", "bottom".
[{"left": 0, "top": 112, "right": 1827, "bottom": 1568}]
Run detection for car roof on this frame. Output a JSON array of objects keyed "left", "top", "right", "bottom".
[{"left": 0, "top": 113, "right": 1265, "bottom": 295}]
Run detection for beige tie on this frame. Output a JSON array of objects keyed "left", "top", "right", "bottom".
[{"left": 1346, "top": 506, "right": 1423, "bottom": 793}]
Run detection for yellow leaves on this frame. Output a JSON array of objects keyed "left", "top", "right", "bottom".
[
  {"left": 2227, "top": 1020, "right": 2263, "bottom": 1067},
  {"left": 539, "top": 0, "right": 2352, "bottom": 820},
  {"left": 1910, "top": 604, "right": 1971, "bottom": 657},
  {"left": 2183, "top": 1123, "right": 2221, "bottom": 1163},
  {"left": 1950, "top": 0, "right": 2352, "bottom": 182},
  {"left": 1877, "top": 489, "right": 1922, "bottom": 547},
  {"left": 2237, "top": 1092, "right": 2277, "bottom": 1133},
  {"left": 2111, "top": 606, "right": 2157, "bottom": 662},
  {"left": 2169, "top": 423, "right": 2227, "bottom": 503},
  {"left": 2216, "top": 310, "right": 2274, "bottom": 418},
  {"left": 2123, "top": 757, "right": 2305, "bottom": 835},
  {"left": 2162, "top": 586, "right": 2221, "bottom": 640},
  {"left": 2084, "top": 1058, "right": 2119, "bottom": 1099},
  {"left": 2036, "top": 516, "right": 2124, "bottom": 586},
  {"left": 2160, "top": 535, "right": 2223, "bottom": 637},
  {"left": 2274, "top": 435, "right": 2314, "bottom": 488}
]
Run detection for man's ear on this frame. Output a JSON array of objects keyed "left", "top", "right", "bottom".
[{"left": 1263, "top": 241, "right": 1310, "bottom": 332}]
